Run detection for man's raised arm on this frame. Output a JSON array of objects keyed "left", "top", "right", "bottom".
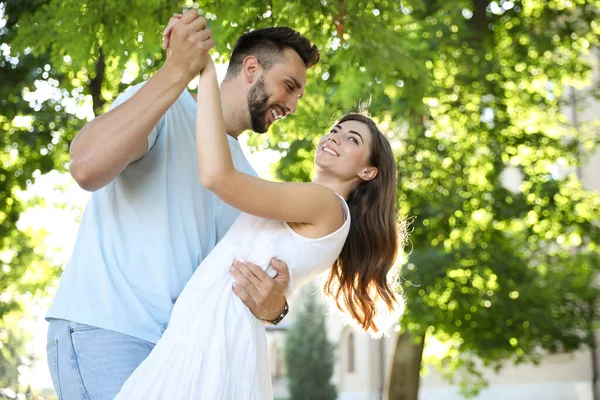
[{"left": 69, "top": 10, "right": 213, "bottom": 191}]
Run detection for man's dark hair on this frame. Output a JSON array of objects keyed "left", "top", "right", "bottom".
[{"left": 224, "top": 27, "right": 320, "bottom": 81}]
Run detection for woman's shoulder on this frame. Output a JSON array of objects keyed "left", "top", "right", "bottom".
[{"left": 285, "top": 190, "right": 349, "bottom": 241}]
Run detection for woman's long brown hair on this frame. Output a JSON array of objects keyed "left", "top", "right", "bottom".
[{"left": 323, "top": 114, "right": 402, "bottom": 333}]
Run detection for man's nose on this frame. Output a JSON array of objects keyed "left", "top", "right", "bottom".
[{"left": 285, "top": 97, "right": 298, "bottom": 115}]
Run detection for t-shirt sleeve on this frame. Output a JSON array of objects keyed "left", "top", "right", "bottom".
[{"left": 108, "top": 82, "right": 166, "bottom": 155}]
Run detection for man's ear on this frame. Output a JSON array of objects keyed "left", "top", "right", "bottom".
[
  {"left": 359, "top": 167, "right": 378, "bottom": 181},
  {"left": 242, "top": 56, "right": 260, "bottom": 83}
]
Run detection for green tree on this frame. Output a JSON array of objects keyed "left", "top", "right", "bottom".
[
  {"left": 284, "top": 287, "right": 337, "bottom": 400},
  {"left": 0, "top": 312, "right": 34, "bottom": 390},
  {"left": 4, "top": 0, "right": 600, "bottom": 397},
  {"left": 383, "top": 0, "right": 600, "bottom": 398},
  {"left": 0, "top": 0, "right": 68, "bottom": 324}
]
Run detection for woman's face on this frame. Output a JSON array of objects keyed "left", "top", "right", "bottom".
[{"left": 314, "top": 120, "right": 375, "bottom": 181}]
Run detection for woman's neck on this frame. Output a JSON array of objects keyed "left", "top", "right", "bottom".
[{"left": 312, "top": 175, "right": 357, "bottom": 200}]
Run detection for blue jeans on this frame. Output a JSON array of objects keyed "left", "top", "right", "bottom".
[{"left": 46, "top": 319, "right": 155, "bottom": 400}]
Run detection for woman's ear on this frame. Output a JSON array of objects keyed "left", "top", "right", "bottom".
[
  {"left": 242, "top": 56, "right": 260, "bottom": 83},
  {"left": 360, "top": 167, "right": 378, "bottom": 181}
]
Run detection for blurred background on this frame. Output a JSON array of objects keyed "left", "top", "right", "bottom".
[{"left": 1, "top": 0, "right": 599, "bottom": 399}]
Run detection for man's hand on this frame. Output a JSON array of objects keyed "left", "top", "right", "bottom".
[
  {"left": 162, "top": 10, "right": 214, "bottom": 82},
  {"left": 231, "top": 258, "right": 290, "bottom": 322}
]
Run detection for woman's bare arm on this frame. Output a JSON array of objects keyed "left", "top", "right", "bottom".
[{"left": 196, "top": 58, "right": 342, "bottom": 230}]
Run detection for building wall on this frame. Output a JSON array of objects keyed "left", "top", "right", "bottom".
[
  {"left": 420, "top": 342, "right": 596, "bottom": 400},
  {"left": 321, "top": 314, "right": 598, "bottom": 400},
  {"left": 570, "top": 48, "right": 600, "bottom": 192},
  {"left": 326, "top": 316, "right": 393, "bottom": 400}
]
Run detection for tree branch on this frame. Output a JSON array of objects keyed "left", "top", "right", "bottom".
[{"left": 89, "top": 46, "right": 106, "bottom": 115}]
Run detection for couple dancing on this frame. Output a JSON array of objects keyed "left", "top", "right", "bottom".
[{"left": 46, "top": 10, "right": 406, "bottom": 399}]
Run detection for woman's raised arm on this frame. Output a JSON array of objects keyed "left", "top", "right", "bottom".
[{"left": 195, "top": 57, "right": 342, "bottom": 229}]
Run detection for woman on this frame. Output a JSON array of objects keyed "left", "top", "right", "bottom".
[{"left": 115, "top": 56, "right": 404, "bottom": 399}]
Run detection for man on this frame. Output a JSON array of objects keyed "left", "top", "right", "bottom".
[{"left": 45, "top": 10, "right": 319, "bottom": 399}]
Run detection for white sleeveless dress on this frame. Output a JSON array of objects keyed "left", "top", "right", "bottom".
[{"left": 114, "top": 196, "right": 350, "bottom": 399}]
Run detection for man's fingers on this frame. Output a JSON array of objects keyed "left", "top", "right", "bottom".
[
  {"left": 164, "top": 13, "right": 208, "bottom": 51},
  {"left": 162, "top": 13, "right": 183, "bottom": 35},
  {"left": 194, "top": 27, "right": 213, "bottom": 42},
  {"left": 243, "top": 261, "right": 276, "bottom": 284},
  {"left": 180, "top": 9, "right": 201, "bottom": 24},
  {"left": 189, "top": 14, "right": 208, "bottom": 32},
  {"left": 270, "top": 258, "right": 288, "bottom": 272},
  {"left": 231, "top": 268, "right": 260, "bottom": 301},
  {"left": 270, "top": 258, "right": 290, "bottom": 278},
  {"left": 233, "top": 261, "right": 264, "bottom": 287},
  {"left": 164, "top": 15, "right": 182, "bottom": 34},
  {"left": 203, "top": 39, "right": 216, "bottom": 53},
  {"left": 231, "top": 260, "right": 288, "bottom": 321},
  {"left": 233, "top": 283, "right": 256, "bottom": 311}
]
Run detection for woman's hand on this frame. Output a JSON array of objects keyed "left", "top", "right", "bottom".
[
  {"left": 201, "top": 54, "right": 216, "bottom": 75},
  {"left": 162, "top": 13, "right": 183, "bottom": 51}
]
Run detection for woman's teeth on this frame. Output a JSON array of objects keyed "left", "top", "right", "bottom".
[{"left": 322, "top": 146, "right": 338, "bottom": 156}]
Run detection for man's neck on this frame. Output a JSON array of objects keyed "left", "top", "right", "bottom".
[{"left": 218, "top": 80, "right": 248, "bottom": 139}]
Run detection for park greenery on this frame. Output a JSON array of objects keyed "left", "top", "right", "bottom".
[{"left": 1, "top": 0, "right": 600, "bottom": 397}]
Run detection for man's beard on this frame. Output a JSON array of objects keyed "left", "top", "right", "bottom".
[{"left": 247, "top": 75, "right": 270, "bottom": 133}]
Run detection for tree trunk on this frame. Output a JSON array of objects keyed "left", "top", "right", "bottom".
[
  {"left": 590, "top": 328, "right": 599, "bottom": 400},
  {"left": 89, "top": 46, "right": 106, "bottom": 115},
  {"left": 385, "top": 331, "right": 425, "bottom": 400},
  {"left": 471, "top": 0, "right": 489, "bottom": 34}
]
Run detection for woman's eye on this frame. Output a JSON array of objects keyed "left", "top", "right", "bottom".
[{"left": 350, "top": 137, "right": 358, "bottom": 144}]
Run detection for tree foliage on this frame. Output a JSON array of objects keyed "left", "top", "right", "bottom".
[
  {"left": 388, "top": 1, "right": 600, "bottom": 395},
  {"left": 2, "top": 0, "right": 600, "bottom": 395},
  {"left": 0, "top": 312, "right": 34, "bottom": 390}
]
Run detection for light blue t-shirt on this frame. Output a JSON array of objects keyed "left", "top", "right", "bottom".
[{"left": 46, "top": 82, "right": 258, "bottom": 344}]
